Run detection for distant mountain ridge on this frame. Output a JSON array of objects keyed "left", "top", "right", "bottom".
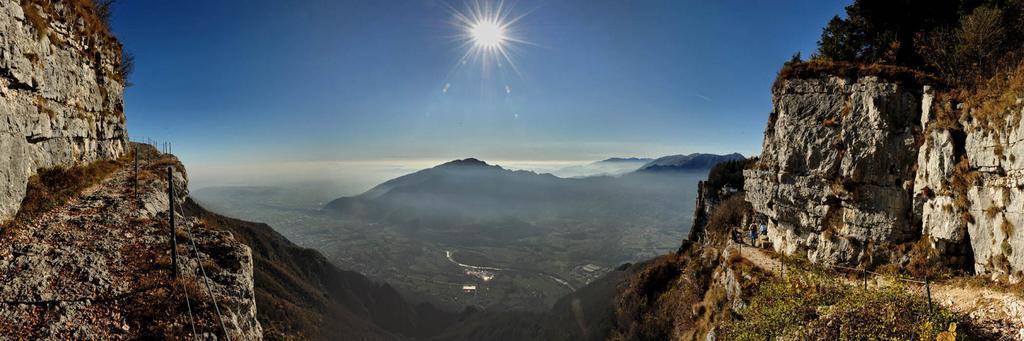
[
  {"left": 551, "top": 157, "right": 651, "bottom": 177},
  {"left": 326, "top": 154, "right": 745, "bottom": 219},
  {"left": 598, "top": 157, "right": 654, "bottom": 163},
  {"left": 325, "top": 158, "right": 610, "bottom": 222},
  {"left": 636, "top": 153, "right": 745, "bottom": 172}
]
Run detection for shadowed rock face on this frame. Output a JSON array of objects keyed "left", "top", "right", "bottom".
[
  {"left": 0, "top": 0, "right": 128, "bottom": 222},
  {"left": 745, "top": 76, "right": 922, "bottom": 265}
]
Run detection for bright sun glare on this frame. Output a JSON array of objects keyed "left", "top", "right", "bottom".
[
  {"left": 470, "top": 20, "right": 506, "bottom": 48},
  {"left": 449, "top": 0, "right": 529, "bottom": 77}
]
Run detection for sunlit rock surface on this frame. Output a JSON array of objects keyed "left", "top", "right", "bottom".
[
  {"left": 0, "top": 0, "right": 127, "bottom": 222},
  {"left": 745, "top": 76, "right": 921, "bottom": 265},
  {"left": 916, "top": 96, "right": 1024, "bottom": 276},
  {"left": 748, "top": 72, "right": 1024, "bottom": 278}
]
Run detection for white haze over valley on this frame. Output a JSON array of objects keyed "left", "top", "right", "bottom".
[{"left": 188, "top": 158, "right": 652, "bottom": 204}]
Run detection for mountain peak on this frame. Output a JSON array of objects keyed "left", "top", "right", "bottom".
[
  {"left": 637, "top": 153, "right": 745, "bottom": 172},
  {"left": 437, "top": 158, "right": 492, "bottom": 168}
]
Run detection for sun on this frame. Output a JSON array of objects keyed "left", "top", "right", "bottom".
[
  {"left": 447, "top": 0, "right": 530, "bottom": 77},
  {"left": 470, "top": 20, "right": 506, "bottom": 48}
]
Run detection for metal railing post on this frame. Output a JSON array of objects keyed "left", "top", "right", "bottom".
[
  {"left": 134, "top": 144, "right": 139, "bottom": 209},
  {"left": 925, "top": 276, "right": 932, "bottom": 315},
  {"left": 862, "top": 268, "right": 867, "bottom": 290},
  {"left": 168, "top": 166, "right": 178, "bottom": 280}
]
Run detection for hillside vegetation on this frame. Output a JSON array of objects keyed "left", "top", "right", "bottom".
[{"left": 720, "top": 266, "right": 963, "bottom": 340}]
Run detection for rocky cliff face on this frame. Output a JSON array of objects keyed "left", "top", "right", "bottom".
[
  {"left": 914, "top": 90, "right": 1024, "bottom": 278},
  {"left": 0, "top": 0, "right": 127, "bottom": 222},
  {"left": 0, "top": 2, "right": 261, "bottom": 336},
  {"left": 687, "top": 181, "right": 714, "bottom": 241},
  {"left": 747, "top": 70, "right": 1024, "bottom": 279},
  {"left": 745, "top": 76, "right": 922, "bottom": 265}
]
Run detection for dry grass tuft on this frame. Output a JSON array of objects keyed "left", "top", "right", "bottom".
[
  {"left": 943, "top": 61, "right": 1024, "bottom": 132},
  {"left": 1001, "top": 218, "right": 1014, "bottom": 238},
  {"left": 21, "top": 1, "right": 46, "bottom": 40},
  {"left": 823, "top": 117, "right": 839, "bottom": 127},
  {"left": 3, "top": 155, "right": 126, "bottom": 229},
  {"left": 950, "top": 158, "right": 980, "bottom": 213},
  {"left": 920, "top": 186, "right": 935, "bottom": 199},
  {"left": 775, "top": 60, "right": 941, "bottom": 91},
  {"left": 986, "top": 206, "right": 1002, "bottom": 219}
]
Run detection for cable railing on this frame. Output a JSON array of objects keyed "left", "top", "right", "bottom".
[
  {"left": 824, "top": 262, "right": 934, "bottom": 314},
  {"left": 735, "top": 242, "right": 936, "bottom": 315},
  {"left": 129, "top": 139, "right": 230, "bottom": 340}
]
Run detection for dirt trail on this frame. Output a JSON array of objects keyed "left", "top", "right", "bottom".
[
  {"left": 0, "top": 163, "right": 145, "bottom": 337},
  {"left": 728, "top": 242, "right": 1024, "bottom": 339},
  {"left": 0, "top": 155, "right": 255, "bottom": 339}
]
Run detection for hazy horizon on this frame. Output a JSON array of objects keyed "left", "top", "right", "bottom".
[
  {"left": 110, "top": 0, "right": 847, "bottom": 174},
  {"left": 188, "top": 154, "right": 732, "bottom": 200}
]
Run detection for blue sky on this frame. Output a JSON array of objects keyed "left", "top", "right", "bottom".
[{"left": 111, "top": 0, "right": 849, "bottom": 168}]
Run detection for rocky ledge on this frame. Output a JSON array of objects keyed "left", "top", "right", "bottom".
[{"left": 0, "top": 145, "right": 261, "bottom": 339}]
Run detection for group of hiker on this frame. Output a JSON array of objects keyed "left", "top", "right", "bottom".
[{"left": 733, "top": 221, "right": 768, "bottom": 247}]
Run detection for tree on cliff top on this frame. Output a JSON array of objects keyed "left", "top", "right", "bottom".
[
  {"left": 817, "top": 0, "right": 963, "bottom": 65},
  {"left": 815, "top": 0, "right": 1024, "bottom": 87}
]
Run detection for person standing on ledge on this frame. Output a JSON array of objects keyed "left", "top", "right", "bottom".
[{"left": 749, "top": 223, "right": 757, "bottom": 246}]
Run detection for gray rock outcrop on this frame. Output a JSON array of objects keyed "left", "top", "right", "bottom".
[
  {"left": 914, "top": 92, "right": 1024, "bottom": 277},
  {"left": 747, "top": 70, "right": 1024, "bottom": 279},
  {"left": 745, "top": 76, "right": 922, "bottom": 265},
  {"left": 0, "top": 0, "right": 127, "bottom": 222}
]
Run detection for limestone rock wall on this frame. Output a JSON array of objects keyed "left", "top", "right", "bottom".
[
  {"left": 748, "top": 72, "right": 1024, "bottom": 278},
  {"left": 745, "top": 76, "right": 923, "bottom": 265},
  {"left": 687, "top": 180, "right": 713, "bottom": 242},
  {"left": 0, "top": 0, "right": 127, "bottom": 222},
  {"left": 915, "top": 96, "right": 1024, "bottom": 277}
]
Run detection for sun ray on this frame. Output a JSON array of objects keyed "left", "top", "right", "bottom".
[{"left": 446, "top": 0, "right": 529, "bottom": 80}]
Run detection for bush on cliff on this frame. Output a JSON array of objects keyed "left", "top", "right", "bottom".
[{"left": 719, "top": 270, "right": 969, "bottom": 340}]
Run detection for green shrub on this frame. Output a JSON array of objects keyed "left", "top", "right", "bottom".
[{"left": 719, "top": 271, "right": 970, "bottom": 340}]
